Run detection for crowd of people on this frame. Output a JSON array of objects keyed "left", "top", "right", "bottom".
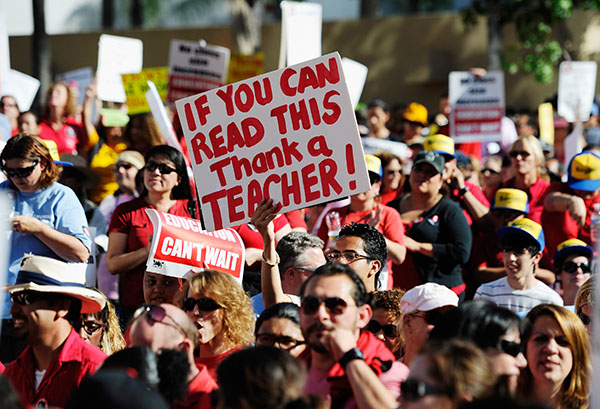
[{"left": 0, "top": 69, "right": 597, "bottom": 409}]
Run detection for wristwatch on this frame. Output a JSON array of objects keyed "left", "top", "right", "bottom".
[
  {"left": 458, "top": 186, "right": 470, "bottom": 198},
  {"left": 339, "top": 347, "right": 365, "bottom": 369}
]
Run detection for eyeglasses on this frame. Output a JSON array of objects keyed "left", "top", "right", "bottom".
[
  {"left": 79, "top": 320, "right": 104, "bottom": 336},
  {"left": 255, "top": 332, "right": 305, "bottom": 350},
  {"left": 386, "top": 169, "right": 402, "bottom": 176},
  {"left": 562, "top": 261, "right": 591, "bottom": 275},
  {"left": 2, "top": 160, "right": 39, "bottom": 178},
  {"left": 11, "top": 291, "right": 45, "bottom": 306},
  {"left": 497, "top": 339, "right": 522, "bottom": 357},
  {"left": 482, "top": 168, "right": 499, "bottom": 175},
  {"left": 326, "top": 250, "right": 373, "bottom": 264},
  {"left": 133, "top": 304, "right": 187, "bottom": 336},
  {"left": 301, "top": 295, "right": 350, "bottom": 316},
  {"left": 145, "top": 161, "right": 177, "bottom": 175},
  {"left": 509, "top": 150, "right": 530, "bottom": 159},
  {"left": 400, "top": 379, "right": 446, "bottom": 402},
  {"left": 182, "top": 297, "right": 222, "bottom": 312},
  {"left": 114, "top": 162, "right": 133, "bottom": 171},
  {"left": 366, "top": 320, "right": 398, "bottom": 338},
  {"left": 578, "top": 309, "right": 592, "bottom": 326}
]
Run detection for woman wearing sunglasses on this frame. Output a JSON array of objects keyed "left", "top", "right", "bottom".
[
  {"left": 376, "top": 151, "right": 404, "bottom": 205},
  {"left": 401, "top": 338, "right": 497, "bottom": 409},
  {"left": 519, "top": 304, "right": 590, "bottom": 409},
  {"left": 77, "top": 288, "right": 125, "bottom": 354},
  {"left": 0, "top": 134, "right": 92, "bottom": 329},
  {"left": 368, "top": 289, "right": 404, "bottom": 359},
  {"left": 180, "top": 270, "right": 254, "bottom": 380},
  {"left": 553, "top": 239, "right": 593, "bottom": 306},
  {"left": 107, "top": 145, "right": 195, "bottom": 324}
]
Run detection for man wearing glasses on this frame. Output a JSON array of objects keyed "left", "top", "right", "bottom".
[
  {"left": 299, "top": 263, "right": 408, "bottom": 409},
  {"left": 129, "top": 303, "right": 217, "bottom": 409},
  {"left": 3, "top": 255, "right": 107, "bottom": 408}
]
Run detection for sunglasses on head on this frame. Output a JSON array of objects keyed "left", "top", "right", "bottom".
[
  {"left": 2, "top": 159, "right": 39, "bottom": 178},
  {"left": 301, "top": 295, "right": 349, "bottom": 316},
  {"left": 182, "top": 297, "right": 222, "bottom": 312},
  {"left": 562, "top": 261, "right": 591, "bottom": 275},
  {"left": 509, "top": 150, "right": 530, "bottom": 159},
  {"left": 114, "top": 162, "right": 133, "bottom": 171},
  {"left": 578, "top": 309, "right": 592, "bottom": 326},
  {"left": 145, "top": 161, "right": 177, "bottom": 175},
  {"left": 497, "top": 339, "right": 522, "bottom": 357},
  {"left": 366, "top": 320, "right": 398, "bottom": 338},
  {"left": 133, "top": 304, "right": 187, "bottom": 336},
  {"left": 400, "top": 379, "right": 445, "bottom": 402}
]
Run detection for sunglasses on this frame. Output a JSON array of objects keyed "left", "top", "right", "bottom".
[
  {"left": 182, "top": 297, "right": 222, "bottom": 312},
  {"left": 3, "top": 160, "right": 39, "bottom": 178},
  {"left": 366, "top": 320, "right": 398, "bottom": 338},
  {"left": 578, "top": 309, "right": 592, "bottom": 326},
  {"left": 482, "top": 168, "right": 499, "bottom": 175},
  {"left": 386, "top": 169, "right": 402, "bottom": 176},
  {"left": 497, "top": 339, "right": 522, "bottom": 357},
  {"left": 255, "top": 333, "right": 305, "bottom": 350},
  {"left": 79, "top": 320, "right": 104, "bottom": 336},
  {"left": 326, "top": 251, "right": 373, "bottom": 264},
  {"left": 562, "top": 261, "right": 591, "bottom": 275},
  {"left": 145, "top": 161, "right": 177, "bottom": 175},
  {"left": 400, "top": 379, "right": 445, "bottom": 402},
  {"left": 10, "top": 291, "right": 46, "bottom": 306},
  {"left": 133, "top": 304, "right": 187, "bottom": 336},
  {"left": 509, "top": 150, "right": 530, "bottom": 159},
  {"left": 301, "top": 295, "right": 349, "bottom": 316},
  {"left": 114, "top": 162, "right": 133, "bottom": 171}
]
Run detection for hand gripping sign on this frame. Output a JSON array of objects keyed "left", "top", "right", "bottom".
[
  {"left": 145, "top": 209, "right": 245, "bottom": 283},
  {"left": 175, "top": 52, "right": 370, "bottom": 231}
]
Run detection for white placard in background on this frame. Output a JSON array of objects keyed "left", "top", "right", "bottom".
[
  {"left": 558, "top": 61, "right": 597, "bottom": 123},
  {"left": 96, "top": 34, "right": 143, "bottom": 102},
  {"left": 342, "top": 57, "right": 368, "bottom": 109},
  {"left": 1, "top": 70, "right": 40, "bottom": 111},
  {"left": 0, "top": 13, "right": 10, "bottom": 95},
  {"left": 279, "top": 1, "right": 322, "bottom": 68}
]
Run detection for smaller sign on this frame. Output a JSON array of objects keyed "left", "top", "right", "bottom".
[
  {"left": 342, "top": 57, "right": 368, "bottom": 109},
  {"left": 558, "top": 61, "right": 597, "bottom": 123},
  {"left": 1, "top": 70, "right": 40, "bottom": 111},
  {"left": 279, "top": 1, "right": 322, "bottom": 68},
  {"left": 145, "top": 209, "right": 245, "bottom": 282},
  {"left": 167, "top": 40, "right": 230, "bottom": 102},
  {"left": 538, "top": 102, "right": 555, "bottom": 146},
  {"left": 145, "top": 80, "right": 182, "bottom": 152},
  {"left": 56, "top": 67, "right": 94, "bottom": 107},
  {"left": 0, "top": 13, "right": 10, "bottom": 95},
  {"left": 97, "top": 34, "right": 143, "bottom": 103},
  {"left": 227, "top": 52, "right": 265, "bottom": 84},
  {"left": 122, "top": 67, "right": 169, "bottom": 115},
  {"left": 449, "top": 71, "right": 505, "bottom": 143}
]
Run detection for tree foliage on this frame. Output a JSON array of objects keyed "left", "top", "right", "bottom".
[{"left": 462, "top": 0, "right": 600, "bottom": 83}]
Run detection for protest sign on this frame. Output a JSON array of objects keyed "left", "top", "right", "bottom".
[
  {"left": 1, "top": 70, "right": 40, "bottom": 111},
  {"left": 56, "top": 67, "right": 94, "bottom": 107},
  {"left": 145, "top": 209, "right": 245, "bottom": 282},
  {"left": 279, "top": 1, "right": 322, "bottom": 68},
  {"left": 146, "top": 80, "right": 183, "bottom": 152},
  {"left": 0, "top": 192, "right": 11, "bottom": 322},
  {"left": 538, "top": 102, "right": 555, "bottom": 146},
  {"left": 0, "top": 13, "right": 10, "bottom": 96},
  {"left": 558, "top": 61, "right": 597, "bottom": 123},
  {"left": 175, "top": 52, "right": 370, "bottom": 231},
  {"left": 96, "top": 34, "right": 143, "bottom": 103},
  {"left": 449, "top": 71, "right": 505, "bottom": 143},
  {"left": 227, "top": 51, "right": 265, "bottom": 84},
  {"left": 341, "top": 57, "right": 368, "bottom": 109},
  {"left": 167, "top": 39, "right": 230, "bottom": 103},
  {"left": 122, "top": 67, "right": 169, "bottom": 115}
]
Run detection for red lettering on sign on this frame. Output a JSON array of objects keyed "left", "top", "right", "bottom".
[
  {"left": 193, "top": 94, "right": 211, "bottom": 125},
  {"left": 323, "top": 90, "right": 341, "bottom": 125},
  {"left": 289, "top": 99, "right": 311, "bottom": 131},
  {"left": 270, "top": 105, "right": 288, "bottom": 134},
  {"left": 227, "top": 186, "right": 244, "bottom": 224},
  {"left": 209, "top": 125, "right": 227, "bottom": 158},
  {"left": 281, "top": 171, "right": 301, "bottom": 206},
  {"left": 234, "top": 83, "right": 254, "bottom": 113},
  {"left": 191, "top": 132, "right": 214, "bottom": 165},
  {"left": 216, "top": 85, "right": 235, "bottom": 115},
  {"left": 319, "top": 159, "right": 342, "bottom": 197},
  {"left": 202, "top": 190, "right": 227, "bottom": 230},
  {"left": 280, "top": 68, "right": 297, "bottom": 97},
  {"left": 301, "top": 164, "right": 320, "bottom": 202}
]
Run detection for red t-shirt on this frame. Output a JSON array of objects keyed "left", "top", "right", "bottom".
[
  {"left": 541, "top": 182, "right": 600, "bottom": 261},
  {"left": 233, "top": 214, "right": 290, "bottom": 249},
  {"left": 317, "top": 204, "right": 405, "bottom": 287},
  {"left": 4, "top": 329, "right": 106, "bottom": 408},
  {"left": 503, "top": 177, "right": 550, "bottom": 224},
  {"left": 172, "top": 364, "right": 217, "bottom": 409},
  {"left": 108, "top": 197, "right": 192, "bottom": 308},
  {"left": 379, "top": 190, "right": 399, "bottom": 206},
  {"left": 38, "top": 116, "right": 85, "bottom": 155},
  {"left": 285, "top": 209, "right": 308, "bottom": 231},
  {"left": 453, "top": 181, "right": 490, "bottom": 226},
  {"left": 194, "top": 347, "right": 241, "bottom": 382}
]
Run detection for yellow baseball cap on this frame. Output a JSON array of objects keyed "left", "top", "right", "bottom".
[
  {"left": 554, "top": 238, "right": 593, "bottom": 266},
  {"left": 497, "top": 218, "right": 545, "bottom": 252},
  {"left": 403, "top": 102, "right": 428, "bottom": 126},
  {"left": 424, "top": 134, "right": 455, "bottom": 158},
  {"left": 492, "top": 188, "right": 529, "bottom": 213},
  {"left": 568, "top": 151, "right": 600, "bottom": 191}
]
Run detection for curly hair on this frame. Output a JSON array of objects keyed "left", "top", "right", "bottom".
[
  {"left": 182, "top": 270, "right": 254, "bottom": 349},
  {"left": 521, "top": 304, "right": 590, "bottom": 409},
  {"left": 373, "top": 289, "right": 405, "bottom": 357},
  {"left": 0, "top": 134, "right": 61, "bottom": 190},
  {"left": 575, "top": 276, "right": 593, "bottom": 314},
  {"left": 42, "top": 82, "right": 77, "bottom": 119}
]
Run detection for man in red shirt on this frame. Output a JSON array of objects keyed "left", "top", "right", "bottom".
[
  {"left": 543, "top": 151, "right": 600, "bottom": 260},
  {"left": 3, "top": 255, "right": 107, "bottom": 408},
  {"left": 129, "top": 303, "right": 217, "bottom": 409}
]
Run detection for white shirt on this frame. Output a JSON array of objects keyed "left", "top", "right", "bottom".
[{"left": 474, "top": 277, "right": 564, "bottom": 313}]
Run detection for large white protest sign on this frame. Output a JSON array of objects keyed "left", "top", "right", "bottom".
[
  {"left": 167, "top": 40, "right": 230, "bottom": 103},
  {"left": 449, "top": 71, "right": 505, "bottom": 143},
  {"left": 145, "top": 209, "right": 245, "bottom": 282},
  {"left": 0, "top": 192, "right": 11, "bottom": 322},
  {"left": 279, "top": 1, "right": 322, "bottom": 68},
  {"left": 96, "top": 34, "right": 143, "bottom": 103},
  {"left": 146, "top": 81, "right": 182, "bottom": 152},
  {"left": 176, "top": 52, "right": 370, "bottom": 231},
  {"left": 1, "top": 70, "right": 40, "bottom": 111},
  {"left": 0, "top": 13, "right": 10, "bottom": 95},
  {"left": 56, "top": 67, "right": 94, "bottom": 107},
  {"left": 558, "top": 61, "right": 597, "bottom": 123},
  {"left": 342, "top": 57, "right": 368, "bottom": 109}
]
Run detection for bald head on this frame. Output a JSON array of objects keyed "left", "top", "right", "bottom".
[{"left": 130, "top": 304, "right": 198, "bottom": 352}]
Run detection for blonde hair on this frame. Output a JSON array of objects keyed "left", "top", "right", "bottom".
[
  {"left": 84, "top": 291, "right": 125, "bottom": 355},
  {"left": 510, "top": 135, "right": 547, "bottom": 179},
  {"left": 521, "top": 304, "right": 590, "bottom": 409},
  {"left": 575, "top": 277, "right": 594, "bottom": 314},
  {"left": 181, "top": 270, "right": 254, "bottom": 349}
]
